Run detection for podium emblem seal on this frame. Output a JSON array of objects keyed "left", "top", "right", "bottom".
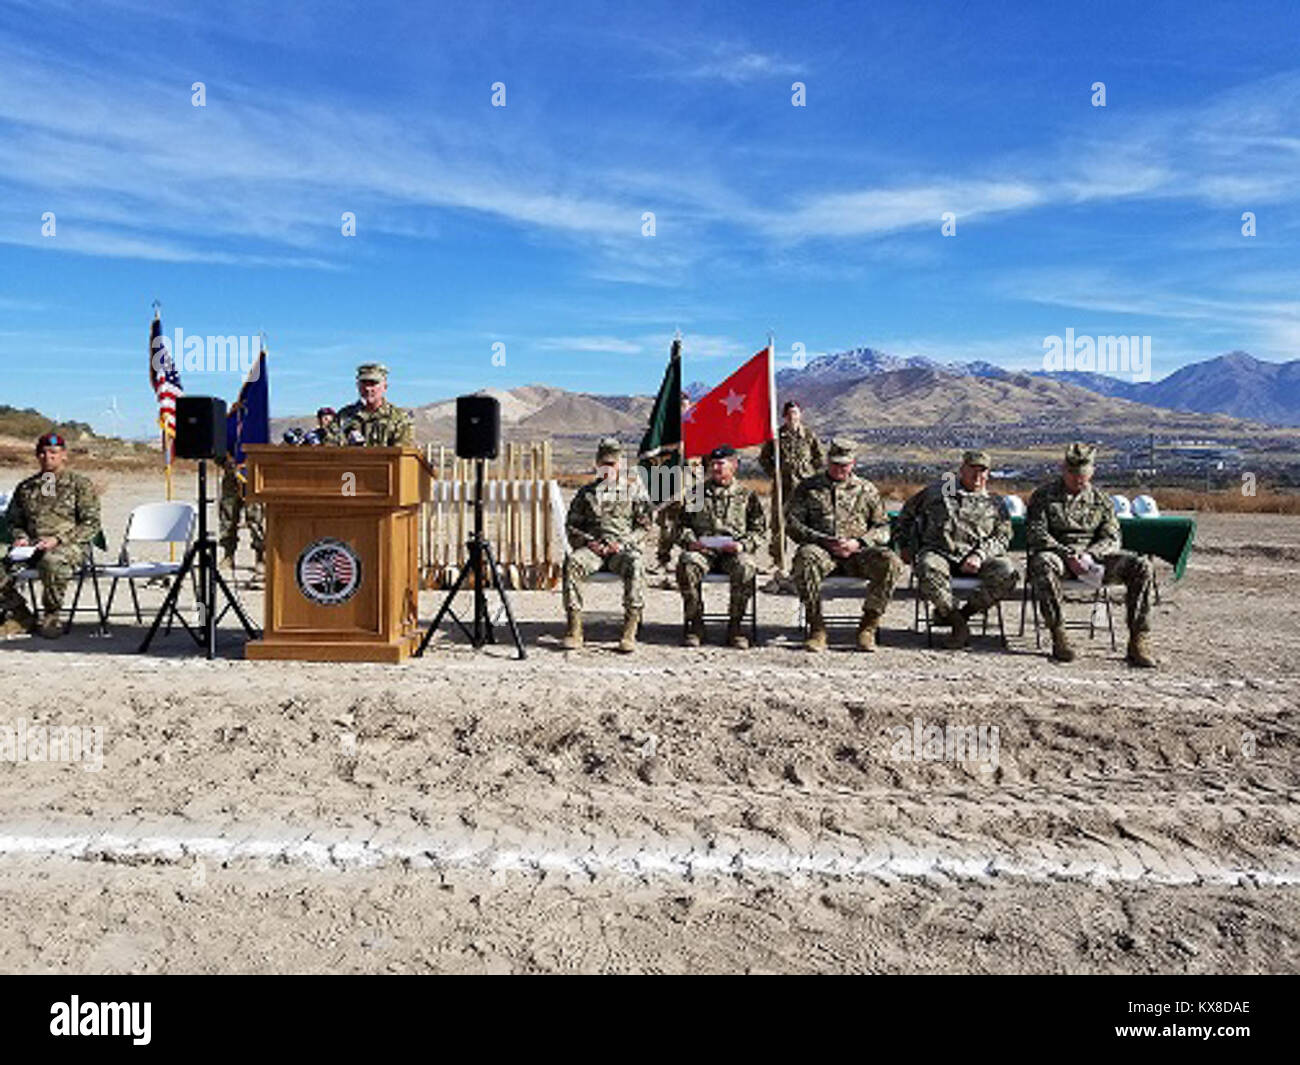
[{"left": 296, "top": 538, "right": 362, "bottom": 605}]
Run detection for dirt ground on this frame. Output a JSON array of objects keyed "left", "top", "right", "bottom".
[{"left": 0, "top": 470, "right": 1296, "bottom": 973}]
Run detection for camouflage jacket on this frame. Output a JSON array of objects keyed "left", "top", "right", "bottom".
[
  {"left": 759, "top": 425, "right": 824, "bottom": 491},
  {"left": 566, "top": 476, "right": 653, "bottom": 551},
  {"left": 897, "top": 480, "right": 1011, "bottom": 563},
  {"left": 4, "top": 470, "right": 101, "bottom": 548},
  {"left": 325, "top": 400, "right": 415, "bottom": 447},
  {"left": 786, "top": 471, "right": 891, "bottom": 547},
  {"left": 1026, "top": 478, "right": 1120, "bottom": 558},
  {"left": 677, "top": 479, "right": 767, "bottom": 555}
]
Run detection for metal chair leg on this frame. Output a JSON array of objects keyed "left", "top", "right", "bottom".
[
  {"left": 129, "top": 579, "right": 142, "bottom": 623},
  {"left": 1106, "top": 590, "right": 1117, "bottom": 651}
]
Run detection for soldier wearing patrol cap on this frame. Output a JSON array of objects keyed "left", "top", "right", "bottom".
[
  {"left": 786, "top": 438, "right": 903, "bottom": 652},
  {"left": 0, "top": 433, "right": 101, "bottom": 639},
  {"left": 324, "top": 363, "right": 415, "bottom": 447},
  {"left": 675, "top": 444, "right": 766, "bottom": 649},
  {"left": 562, "top": 437, "right": 653, "bottom": 653},
  {"left": 898, "top": 449, "right": 1018, "bottom": 649},
  {"left": 1027, "top": 442, "right": 1156, "bottom": 667}
]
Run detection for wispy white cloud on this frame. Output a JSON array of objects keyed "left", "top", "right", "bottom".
[{"left": 538, "top": 336, "right": 645, "bottom": 355}]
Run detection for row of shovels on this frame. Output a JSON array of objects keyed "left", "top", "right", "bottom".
[{"left": 421, "top": 440, "right": 562, "bottom": 591}]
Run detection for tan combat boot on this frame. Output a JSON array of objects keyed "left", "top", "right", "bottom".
[
  {"left": 1126, "top": 630, "right": 1156, "bottom": 669},
  {"left": 38, "top": 614, "right": 64, "bottom": 639},
  {"left": 945, "top": 604, "right": 972, "bottom": 650},
  {"left": 856, "top": 609, "right": 881, "bottom": 652},
  {"left": 804, "top": 602, "right": 827, "bottom": 653},
  {"left": 1049, "top": 625, "right": 1075, "bottom": 662},
  {"left": 562, "top": 610, "right": 584, "bottom": 650},
  {"left": 683, "top": 609, "right": 705, "bottom": 648},
  {"left": 617, "top": 609, "right": 641, "bottom": 653},
  {"left": 0, "top": 614, "right": 32, "bottom": 639},
  {"left": 726, "top": 615, "right": 749, "bottom": 650}
]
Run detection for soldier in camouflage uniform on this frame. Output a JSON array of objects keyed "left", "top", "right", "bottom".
[
  {"left": 1027, "top": 442, "right": 1156, "bottom": 667},
  {"left": 759, "top": 400, "right": 823, "bottom": 569},
  {"left": 218, "top": 456, "right": 265, "bottom": 585},
  {"left": 898, "top": 449, "right": 1019, "bottom": 649},
  {"left": 324, "top": 363, "right": 415, "bottom": 447},
  {"left": 0, "top": 433, "right": 101, "bottom": 639},
  {"left": 562, "top": 437, "right": 653, "bottom": 653},
  {"left": 787, "top": 438, "right": 903, "bottom": 652},
  {"left": 675, "top": 445, "right": 766, "bottom": 649}
]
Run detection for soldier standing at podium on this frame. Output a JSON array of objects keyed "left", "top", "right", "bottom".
[{"left": 326, "top": 363, "right": 415, "bottom": 447}]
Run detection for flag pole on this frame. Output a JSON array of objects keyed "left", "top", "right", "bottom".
[{"left": 767, "top": 333, "right": 787, "bottom": 574}]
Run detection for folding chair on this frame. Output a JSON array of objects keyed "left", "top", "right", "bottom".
[
  {"left": 83, "top": 502, "right": 197, "bottom": 634},
  {"left": 1018, "top": 556, "right": 1116, "bottom": 651},
  {"left": 910, "top": 570, "right": 1008, "bottom": 648},
  {"left": 8, "top": 534, "right": 108, "bottom": 633},
  {"left": 699, "top": 571, "right": 758, "bottom": 643},
  {"left": 795, "top": 576, "right": 870, "bottom": 633}
]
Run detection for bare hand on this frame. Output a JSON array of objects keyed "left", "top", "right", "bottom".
[
  {"left": 12, "top": 537, "right": 28, "bottom": 548},
  {"left": 719, "top": 541, "right": 740, "bottom": 555},
  {"left": 688, "top": 540, "right": 707, "bottom": 554},
  {"left": 960, "top": 552, "right": 982, "bottom": 575},
  {"left": 34, "top": 537, "right": 59, "bottom": 551},
  {"left": 1066, "top": 553, "right": 1087, "bottom": 577},
  {"left": 605, "top": 540, "right": 622, "bottom": 556}
]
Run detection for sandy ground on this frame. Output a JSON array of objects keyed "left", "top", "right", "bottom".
[{"left": 0, "top": 470, "right": 1296, "bottom": 974}]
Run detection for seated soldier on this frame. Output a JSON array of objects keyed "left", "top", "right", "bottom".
[
  {"left": 562, "top": 437, "right": 653, "bottom": 653},
  {"left": 0, "top": 433, "right": 102, "bottom": 639},
  {"left": 1027, "top": 442, "right": 1156, "bottom": 667},
  {"left": 898, "top": 449, "right": 1019, "bottom": 648},
  {"left": 675, "top": 445, "right": 766, "bottom": 649},
  {"left": 787, "top": 438, "right": 903, "bottom": 652}
]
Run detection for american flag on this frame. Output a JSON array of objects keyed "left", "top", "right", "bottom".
[
  {"left": 148, "top": 308, "right": 183, "bottom": 464},
  {"left": 302, "top": 545, "right": 356, "bottom": 597}
]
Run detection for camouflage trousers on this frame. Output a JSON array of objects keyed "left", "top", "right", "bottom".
[
  {"left": 0, "top": 544, "right": 82, "bottom": 617},
  {"left": 913, "top": 550, "right": 1019, "bottom": 619},
  {"left": 677, "top": 550, "right": 757, "bottom": 621},
  {"left": 219, "top": 470, "right": 265, "bottom": 559},
  {"left": 655, "top": 501, "right": 682, "bottom": 566},
  {"left": 562, "top": 547, "right": 645, "bottom": 614},
  {"left": 792, "top": 542, "right": 904, "bottom": 618},
  {"left": 1028, "top": 550, "right": 1153, "bottom": 633}
]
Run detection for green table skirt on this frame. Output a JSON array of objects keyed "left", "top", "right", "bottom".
[{"left": 887, "top": 513, "right": 1196, "bottom": 580}]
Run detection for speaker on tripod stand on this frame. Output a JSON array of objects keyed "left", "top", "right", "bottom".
[
  {"left": 139, "top": 396, "right": 260, "bottom": 658},
  {"left": 416, "top": 395, "right": 525, "bottom": 659}
]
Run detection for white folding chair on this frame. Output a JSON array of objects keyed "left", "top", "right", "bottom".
[
  {"left": 85, "top": 502, "right": 197, "bottom": 633},
  {"left": 911, "top": 571, "right": 1009, "bottom": 648}
]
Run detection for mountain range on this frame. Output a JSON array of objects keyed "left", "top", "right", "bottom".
[
  {"left": 271, "top": 346, "right": 1300, "bottom": 447},
  {"left": 773, "top": 347, "right": 1300, "bottom": 426}
]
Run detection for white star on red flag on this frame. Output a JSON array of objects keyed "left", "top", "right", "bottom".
[{"left": 721, "top": 389, "right": 745, "bottom": 415}]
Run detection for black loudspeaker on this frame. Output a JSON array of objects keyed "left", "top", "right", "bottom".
[
  {"left": 456, "top": 394, "right": 500, "bottom": 460},
  {"left": 175, "top": 396, "right": 227, "bottom": 460}
]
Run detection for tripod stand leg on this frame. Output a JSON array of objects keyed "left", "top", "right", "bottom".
[
  {"left": 139, "top": 541, "right": 200, "bottom": 653},
  {"left": 415, "top": 555, "right": 474, "bottom": 656},
  {"left": 482, "top": 542, "right": 526, "bottom": 660},
  {"left": 210, "top": 557, "right": 260, "bottom": 638}
]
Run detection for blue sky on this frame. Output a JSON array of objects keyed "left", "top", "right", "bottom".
[{"left": 1, "top": 0, "right": 1297, "bottom": 437}]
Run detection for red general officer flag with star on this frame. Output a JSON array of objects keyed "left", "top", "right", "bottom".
[{"left": 682, "top": 347, "right": 776, "bottom": 458}]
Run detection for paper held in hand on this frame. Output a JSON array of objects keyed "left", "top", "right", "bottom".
[
  {"left": 1076, "top": 553, "right": 1105, "bottom": 588},
  {"left": 699, "top": 535, "right": 737, "bottom": 551},
  {"left": 6, "top": 546, "right": 37, "bottom": 563}
]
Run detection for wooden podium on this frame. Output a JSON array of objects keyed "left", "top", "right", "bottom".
[{"left": 243, "top": 445, "right": 430, "bottom": 662}]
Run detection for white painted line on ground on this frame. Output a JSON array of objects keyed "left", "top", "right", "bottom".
[{"left": 0, "top": 829, "right": 1296, "bottom": 889}]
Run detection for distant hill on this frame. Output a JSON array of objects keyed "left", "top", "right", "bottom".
[
  {"left": 1032, "top": 351, "right": 1300, "bottom": 426},
  {"left": 0, "top": 405, "right": 95, "bottom": 443}
]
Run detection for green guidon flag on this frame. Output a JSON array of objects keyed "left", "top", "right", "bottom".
[{"left": 638, "top": 336, "right": 682, "bottom": 474}]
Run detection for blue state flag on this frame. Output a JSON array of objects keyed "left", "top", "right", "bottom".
[{"left": 227, "top": 343, "right": 269, "bottom": 474}]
